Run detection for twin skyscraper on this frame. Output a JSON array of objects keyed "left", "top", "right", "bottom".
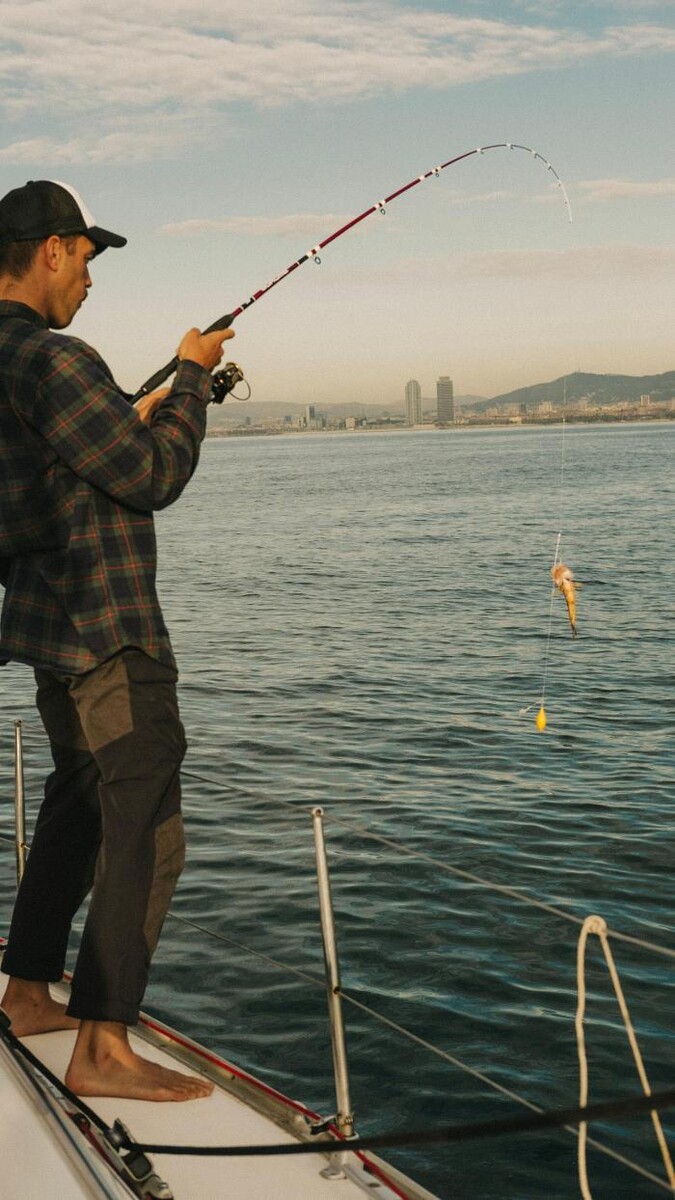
[{"left": 404, "top": 377, "right": 455, "bottom": 425}]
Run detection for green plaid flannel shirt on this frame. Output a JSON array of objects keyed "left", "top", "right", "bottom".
[{"left": 0, "top": 301, "right": 212, "bottom": 672}]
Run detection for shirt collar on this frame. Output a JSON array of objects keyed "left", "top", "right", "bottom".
[{"left": 0, "top": 300, "right": 48, "bottom": 328}]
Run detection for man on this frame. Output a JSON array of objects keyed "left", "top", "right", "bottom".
[{"left": 0, "top": 179, "right": 233, "bottom": 1101}]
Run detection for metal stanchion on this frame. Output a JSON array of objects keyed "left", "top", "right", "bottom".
[
  {"left": 14, "top": 720, "right": 26, "bottom": 887},
  {"left": 312, "top": 806, "right": 355, "bottom": 1179}
]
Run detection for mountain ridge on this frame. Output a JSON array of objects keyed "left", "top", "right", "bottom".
[{"left": 474, "top": 369, "right": 675, "bottom": 414}]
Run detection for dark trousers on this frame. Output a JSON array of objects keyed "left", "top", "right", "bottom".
[{"left": 1, "top": 649, "right": 186, "bottom": 1024}]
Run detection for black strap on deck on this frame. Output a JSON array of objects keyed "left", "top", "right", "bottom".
[{"left": 123, "top": 1085, "right": 675, "bottom": 1158}]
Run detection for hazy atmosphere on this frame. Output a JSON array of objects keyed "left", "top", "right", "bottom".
[
  {"left": 1, "top": 0, "right": 673, "bottom": 404},
  {"left": 2, "top": 10, "right": 675, "bottom": 1195}
]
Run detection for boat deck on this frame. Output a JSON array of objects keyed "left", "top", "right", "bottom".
[
  {"left": 25, "top": 1029, "right": 355, "bottom": 1199},
  {"left": 1, "top": 982, "right": 437, "bottom": 1200}
]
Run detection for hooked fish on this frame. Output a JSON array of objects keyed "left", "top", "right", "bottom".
[{"left": 551, "top": 562, "right": 578, "bottom": 638}]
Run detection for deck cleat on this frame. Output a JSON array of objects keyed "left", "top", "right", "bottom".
[{"left": 105, "top": 1119, "right": 174, "bottom": 1200}]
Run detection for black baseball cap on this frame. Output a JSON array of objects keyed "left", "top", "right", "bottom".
[{"left": 0, "top": 180, "right": 127, "bottom": 254}]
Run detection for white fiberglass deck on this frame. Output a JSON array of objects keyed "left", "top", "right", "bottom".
[{"left": 0, "top": 983, "right": 438, "bottom": 1200}]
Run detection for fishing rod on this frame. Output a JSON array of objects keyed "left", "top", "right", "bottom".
[{"left": 132, "top": 142, "right": 572, "bottom": 403}]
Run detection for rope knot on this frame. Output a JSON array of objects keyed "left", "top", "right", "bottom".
[{"left": 583, "top": 915, "right": 608, "bottom": 937}]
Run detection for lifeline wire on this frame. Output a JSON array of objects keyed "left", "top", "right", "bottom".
[
  {"left": 159, "top": 912, "right": 672, "bottom": 1190},
  {"left": 4, "top": 968, "right": 672, "bottom": 1192},
  {"left": 2, "top": 923, "right": 671, "bottom": 1193},
  {"left": 133, "top": 142, "right": 572, "bottom": 400},
  {"left": 179, "top": 770, "right": 675, "bottom": 963},
  {"left": 166, "top": 790, "right": 675, "bottom": 1190},
  {"left": 15, "top": 762, "right": 675, "bottom": 964},
  {"left": 5, "top": 784, "right": 675, "bottom": 1192}
]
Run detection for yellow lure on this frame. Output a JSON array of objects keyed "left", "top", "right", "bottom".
[{"left": 535, "top": 706, "right": 547, "bottom": 732}]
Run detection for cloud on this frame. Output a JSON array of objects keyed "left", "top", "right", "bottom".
[
  {"left": 162, "top": 214, "right": 356, "bottom": 238},
  {"left": 510, "top": 0, "right": 675, "bottom": 12},
  {"left": 363, "top": 243, "right": 675, "bottom": 283},
  {"left": 443, "top": 188, "right": 515, "bottom": 205},
  {"left": 0, "top": 1, "right": 674, "bottom": 163},
  {"left": 460, "top": 243, "right": 675, "bottom": 278},
  {"left": 577, "top": 177, "right": 675, "bottom": 200},
  {"left": 161, "top": 193, "right": 521, "bottom": 239},
  {"left": 0, "top": 121, "right": 199, "bottom": 165}
]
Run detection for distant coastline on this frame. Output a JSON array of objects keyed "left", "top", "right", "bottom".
[
  {"left": 207, "top": 411, "right": 675, "bottom": 439},
  {"left": 207, "top": 368, "right": 675, "bottom": 437}
]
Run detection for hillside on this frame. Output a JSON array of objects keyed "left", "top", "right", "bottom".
[{"left": 471, "top": 370, "right": 675, "bottom": 414}]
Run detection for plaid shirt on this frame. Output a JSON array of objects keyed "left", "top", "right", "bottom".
[{"left": 0, "top": 300, "right": 211, "bottom": 672}]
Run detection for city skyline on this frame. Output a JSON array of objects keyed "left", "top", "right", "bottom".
[
  {"left": 1, "top": 2, "right": 673, "bottom": 403},
  {"left": 208, "top": 362, "right": 675, "bottom": 424}
]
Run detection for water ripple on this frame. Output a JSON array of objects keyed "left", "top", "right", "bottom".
[{"left": 1, "top": 424, "right": 674, "bottom": 1199}]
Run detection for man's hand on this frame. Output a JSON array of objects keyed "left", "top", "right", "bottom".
[
  {"left": 134, "top": 388, "right": 170, "bottom": 425},
  {"left": 177, "top": 327, "right": 235, "bottom": 372}
]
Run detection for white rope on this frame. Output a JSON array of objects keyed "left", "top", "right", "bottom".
[
  {"left": 576, "top": 915, "right": 675, "bottom": 1198},
  {"left": 577, "top": 917, "right": 596, "bottom": 1200}
]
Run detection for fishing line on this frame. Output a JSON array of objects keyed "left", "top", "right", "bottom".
[
  {"left": 535, "top": 418, "right": 568, "bottom": 730},
  {"left": 519, "top": 413, "right": 570, "bottom": 731},
  {"left": 133, "top": 142, "right": 572, "bottom": 401}
]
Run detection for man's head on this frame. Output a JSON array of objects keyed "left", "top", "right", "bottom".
[
  {"left": 0, "top": 181, "right": 126, "bottom": 328},
  {"left": 0, "top": 180, "right": 126, "bottom": 262}
]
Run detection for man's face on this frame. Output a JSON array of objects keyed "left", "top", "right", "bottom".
[{"left": 46, "top": 234, "right": 96, "bottom": 329}]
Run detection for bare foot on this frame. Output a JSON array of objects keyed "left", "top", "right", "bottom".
[
  {"left": 65, "top": 1020, "right": 214, "bottom": 1102},
  {"left": 1, "top": 978, "right": 80, "bottom": 1037}
]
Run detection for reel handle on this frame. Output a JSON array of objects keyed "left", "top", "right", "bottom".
[{"left": 210, "top": 363, "right": 246, "bottom": 403}]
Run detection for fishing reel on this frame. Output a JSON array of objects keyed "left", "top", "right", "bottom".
[{"left": 210, "top": 362, "right": 251, "bottom": 404}]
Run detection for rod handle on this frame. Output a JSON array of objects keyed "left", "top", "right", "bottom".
[
  {"left": 131, "top": 312, "right": 236, "bottom": 401},
  {"left": 132, "top": 359, "right": 178, "bottom": 400},
  {"left": 203, "top": 312, "right": 236, "bottom": 335}
]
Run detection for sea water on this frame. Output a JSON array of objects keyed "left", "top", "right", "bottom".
[{"left": 1, "top": 423, "right": 673, "bottom": 1199}]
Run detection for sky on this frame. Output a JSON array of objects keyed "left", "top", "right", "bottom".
[{"left": 1, "top": 0, "right": 674, "bottom": 405}]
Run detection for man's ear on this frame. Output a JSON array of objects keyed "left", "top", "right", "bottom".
[{"left": 42, "top": 235, "right": 63, "bottom": 273}]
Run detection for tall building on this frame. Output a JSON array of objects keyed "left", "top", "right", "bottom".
[
  {"left": 436, "top": 376, "right": 454, "bottom": 424},
  {"left": 405, "top": 379, "right": 422, "bottom": 425}
]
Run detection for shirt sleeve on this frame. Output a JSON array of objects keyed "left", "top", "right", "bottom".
[{"left": 26, "top": 338, "right": 212, "bottom": 512}]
